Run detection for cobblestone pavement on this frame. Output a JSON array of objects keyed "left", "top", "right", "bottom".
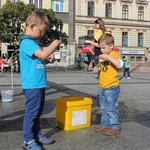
[{"left": 0, "top": 66, "right": 150, "bottom": 150}]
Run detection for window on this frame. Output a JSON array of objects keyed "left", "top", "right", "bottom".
[
  {"left": 138, "top": 33, "right": 143, "bottom": 46},
  {"left": 136, "top": 56, "right": 142, "bottom": 61},
  {"left": 130, "top": 56, "right": 135, "bottom": 61},
  {"left": 87, "top": 30, "right": 94, "bottom": 36},
  {"left": 29, "top": 0, "right": 43, "bottom": 8},
  {"left": 12, "top": 0, "right": 21, "bottom": 2},
  {"left": 138, "top": 6, "right": 144, "bottom": 20},
  {"left": 122, "top": 32, "right": 128, "bottom": 46},
  {"left": 88, "top": 1, "right": 94, "bottom": 16},
  {"left": 52, "top": 0, "right": 64, "bottom": 12},
  {"left": 39, "top": 0, "right": 42, "bottom": 8},
  {"left": 122, "top": 5, "right": 128, "bottom": 19},
  {"left": 29, "top": 0, "right": 33, "bottom": 4},
  {"left": 105, "top": 3, "right": 112, "bottom": 18}
]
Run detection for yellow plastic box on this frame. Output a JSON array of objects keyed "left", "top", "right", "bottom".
[{"left": 55, "top": 96, "right": 93, "bottom": 131}]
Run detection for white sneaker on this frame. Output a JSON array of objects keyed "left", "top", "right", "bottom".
[
  {"left": 122, "top": 77, "right": 125, "bottom": 79},
  {"left": 126, "top": 77, "right": 130, "bottom": 79}
]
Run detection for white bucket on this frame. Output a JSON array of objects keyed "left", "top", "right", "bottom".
[{"left": 1, "top": 90, "right": 13, "bottom": 102}]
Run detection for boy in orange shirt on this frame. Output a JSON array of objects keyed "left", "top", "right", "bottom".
[{"left": 94, "top": 34, "right": 124, "bottom": 136}]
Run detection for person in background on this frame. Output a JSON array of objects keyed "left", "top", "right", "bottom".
[
  {"left": 76, "top": 53, "right": 82, "bottom": 69},
  {"left": 122, "top": 55, "right": 131, "bottom": 79},
  {"left": 13, "top": 56, "right": 19, "bottom": 72},
  {"left": 93, "top": 33, "right": 123, "bottom": 136},
  {"left": 83, "top": 54, "right": 89, "bottom": 71},
  {"left": 3, "top": 57, "right": 10, "bottom": 72},
  {"left": 19, "top": 11, "right": 60, "bottom": 150},
  {"left": 85, "top": 18, "right": 110, "bottom": 78},
  {"left": 0, "top": 57, "right": 4, "bottom": 72}
]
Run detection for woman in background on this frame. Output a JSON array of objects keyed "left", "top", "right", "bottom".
[{"left": 85, "top": 18, "right": 110, "bottom": 78}]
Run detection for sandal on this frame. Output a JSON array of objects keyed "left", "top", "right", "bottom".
[
  {"left": 36, "top": 135, "right": 54, "bottom": 145},
  {"left": 23, "top": 140, "right": 42, "bottom": 150}
]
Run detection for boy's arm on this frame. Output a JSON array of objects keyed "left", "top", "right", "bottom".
[
  {"left": 99, "top": 54, "right": 124, "bottom": 68},
  {"left": 34, "top": 40, "right": 61, "bottom": 59}
]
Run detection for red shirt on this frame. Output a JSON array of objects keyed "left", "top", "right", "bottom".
[{"left": 0, "top": 59, "right": 4, "bottom": 68}]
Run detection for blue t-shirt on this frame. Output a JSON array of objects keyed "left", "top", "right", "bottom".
[{"left": 19, "top": 38, "right": 47, "bottom": 89}]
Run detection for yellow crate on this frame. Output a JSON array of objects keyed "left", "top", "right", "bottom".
[{"left": 55, "top": 96, "right": 93, "bottom": 131}]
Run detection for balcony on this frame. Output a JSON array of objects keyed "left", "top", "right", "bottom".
[
  {"left": 104, "top": 0, "right": 117, "bottom": 1},
  {"left": 85, "top": 0, "right": 98, "bottom": 2},
  {"left": 120, "top": 0, "right": 133, "bottom": 3},
  {"left": 136, "top": 0, "right": 148, "bottom": 5}
]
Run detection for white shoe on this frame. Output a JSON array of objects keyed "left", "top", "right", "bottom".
[
  {"left": 126, "top": 77, "right": 130, "bottom": 79},
  {"left": 122, "top": 77, "right": 125, "bottom": 79}
]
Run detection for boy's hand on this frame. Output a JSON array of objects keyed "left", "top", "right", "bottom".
[
  {"left": 53, "top": 39, "right": 61, "bottom": 46},
  {"left": 99, "top": 54, "right": 109, "bottom": 60},
  {"left": 93, "top": 67, "right": 99, "bottom": 73}
]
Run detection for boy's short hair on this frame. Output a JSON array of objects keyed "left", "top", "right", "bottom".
[
  {"left": 25, "top": 11, "right": 50, "bottom": 27},
  {"left": 98, "top": 33, "right": 114, "bottom": 45}
]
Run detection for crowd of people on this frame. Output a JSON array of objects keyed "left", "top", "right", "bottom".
[{"left": 0, "top": 54, "right": 19, "bottom": 73}]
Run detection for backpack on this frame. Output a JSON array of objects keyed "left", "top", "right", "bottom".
[{"left": 77, "top": 57, "right": 81, "bottom": 62}]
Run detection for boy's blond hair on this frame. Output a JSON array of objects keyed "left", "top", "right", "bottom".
[
  {"left": 98, "top": 33, "right": 114, "bottom": 45},
  {"left": 25, "top": 11, "right": 50, "bottom": 27}
]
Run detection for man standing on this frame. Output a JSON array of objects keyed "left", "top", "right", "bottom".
[{"left": 123, "top": 55, "right": 131, "bottom": 79}]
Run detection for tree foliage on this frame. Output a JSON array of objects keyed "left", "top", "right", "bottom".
[{"left": 0, "top": 1, "right": 68, "bottom": 50}]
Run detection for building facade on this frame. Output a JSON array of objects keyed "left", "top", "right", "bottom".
[
  {"left": 0, "top": 0, "right": 74, "bottom": 45},
  {"left": 1, "top": 0, "right": 150, "bottom": 61},
  {"left": 75, "top": 0, "right": 150, "bottom": 61}
]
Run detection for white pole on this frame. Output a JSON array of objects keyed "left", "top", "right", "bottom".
[
  {"left": 10, "top": 56, "right": 14, "bottom": 91},
  {"left": 10, "top": 51, "right": 18, "bottom": 91}
]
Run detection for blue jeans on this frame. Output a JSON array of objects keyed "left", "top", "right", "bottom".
[
  {"left": 99, "top": 86, "right": 121, "bottom": 129},
  {"left": 23, "top": 88, "right": 45, "bottom": 143},
  {"left": 94, "top": 57, "right": 99, "bottom": 66}
]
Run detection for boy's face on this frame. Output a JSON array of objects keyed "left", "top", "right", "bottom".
[
  {"left": 27, "top": 23, "right": 48, "bottom": 38},
  {"left": 99, "top": 41, "right": 114, "bottom": 54}
]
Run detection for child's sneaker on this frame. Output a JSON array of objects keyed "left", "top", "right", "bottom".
[
  {"left": 36, "top": 135, "right": 55, "bottom": 145},
  {"left": 23, "top": 140, "right": 42, "bottom": 150},
  {"left": 126, "top": 77, "right": 131, "bottom": 79}
]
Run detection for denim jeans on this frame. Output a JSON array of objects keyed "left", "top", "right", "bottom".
[
  {"left": 99, "top": 86, "right": 121, "bottom": 129},
  {"left": 94, "top": 57, "right": 99, "bottom": 66},
  {"left": 23, "top": 88, "right": 45, "bottom": 143}
]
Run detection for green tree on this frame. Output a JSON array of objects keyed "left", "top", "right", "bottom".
[{"left": 0, "top": 1, "right": 68, "bottom": 51}]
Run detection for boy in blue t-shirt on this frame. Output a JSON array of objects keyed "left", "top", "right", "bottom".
[{"left": 19, "top": 11, "right": 60, "bottom": 150}]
